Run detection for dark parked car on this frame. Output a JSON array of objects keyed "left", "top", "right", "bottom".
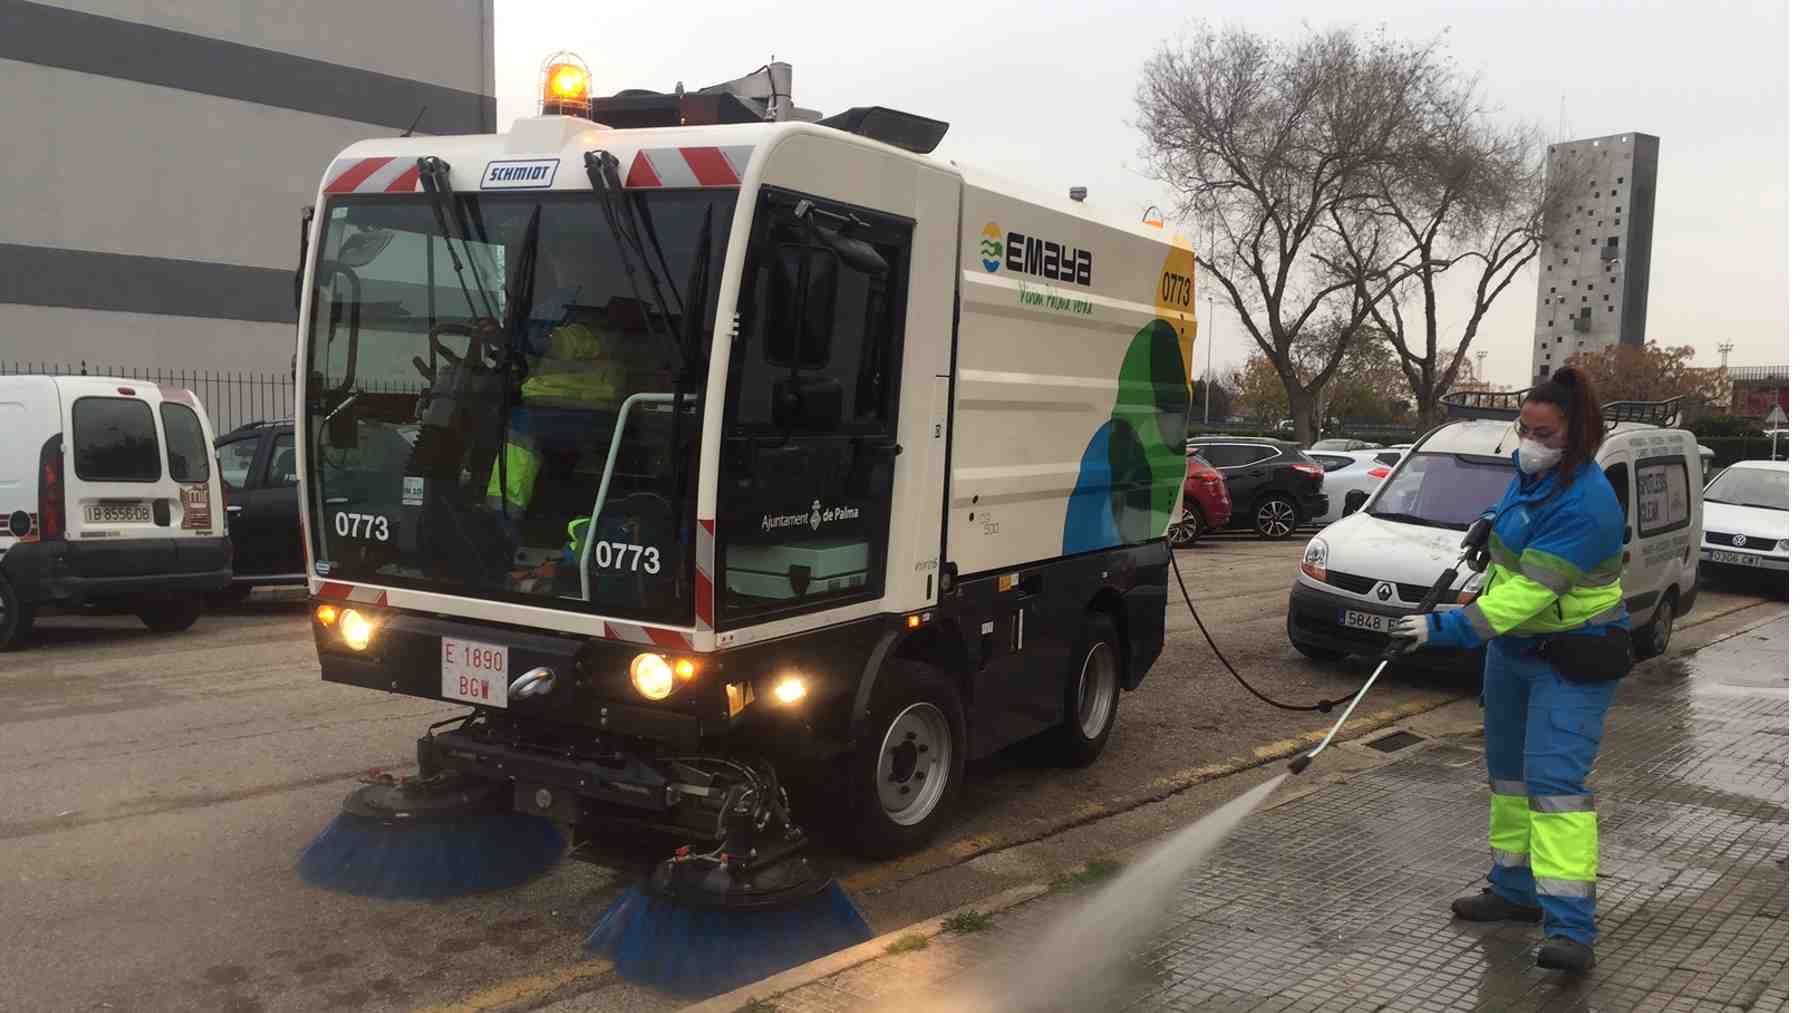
[
  {"left": 1184, "top": 437, "right": 1328, "bottom": 539},
  {"left": 212, "top": 420, "right": 304, "bottom": 602},
  {"left": 1169, "top": 452, "right": 1232, "bottom": 547}
]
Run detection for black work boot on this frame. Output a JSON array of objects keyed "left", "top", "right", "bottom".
[
  {"left": 1450, "top": 887, "right": 1544, "bottom": 923},
  {"left": 1537, "top": 936, "right": 1596, "bottom": 972}
]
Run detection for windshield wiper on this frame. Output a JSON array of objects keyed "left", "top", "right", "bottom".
[
  {"left": 489, "top": 205, "right": 543, "bottom": 524},
  {"left": 583, "top": 151, "right": 690, "bottom": 372},
  {"left": 417, "top": 156, "right": 498, "bottom": 323}
]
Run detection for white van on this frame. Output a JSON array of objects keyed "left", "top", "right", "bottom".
[
  {"left": 0, "top": 376, "right": 232, "bottom": 649},
  {"left": 1287, "top": 395, "right": 1703, "bottom": 666}
]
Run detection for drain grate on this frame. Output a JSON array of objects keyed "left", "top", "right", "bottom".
[{"left": 1366, "top": 730, "right": 1424, "bottom": 753}]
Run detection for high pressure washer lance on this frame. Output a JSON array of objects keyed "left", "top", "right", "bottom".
[{"left": 1168, "top": 514, "right": 1493, "bottom": 775}]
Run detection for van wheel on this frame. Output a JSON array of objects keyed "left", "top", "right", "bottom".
[
  {"left": 136, "top": 594, "right": 203, "bottom": 634},
  {"left": 1632, "top": 592, "right": 1675, "bottom": 660},
  {"left": 1051, "top": 614, "right": 1123, "bottom": 767},
  {"left": 847, "top": 661, "right": 967, "bottom": 859},
  {"left": 1254, "top": 494, "right": 1299, "bottom": 540},
  {"left": 0, "top": 578, "right": 36, "bottom": 651}
]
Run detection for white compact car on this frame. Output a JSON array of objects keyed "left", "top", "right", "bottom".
[
  {"left": 0, "top": 375, "right": 231, "bottom": 649},
  {"left": 1698, "top": 460, "right": 1788, "bottom": 576},
  {"left": 1307, "top": 448, "right": 1407, "bottom": 524},
  {"left": 1287, "top": 395, "right": 1704, "bottom": 666}
]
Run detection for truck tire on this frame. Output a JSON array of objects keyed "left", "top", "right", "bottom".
[
  {"left": 1048, "top": 614, "right": 1123, "bottom": 767},
  {"left": 136, "top": 594, "right": 203, "bottom": 634},
  {"left": 1632, "top": 591, "right": 1675, "bottom": 660},
  {"left": 0, "top": 577, "right": 35, "bottom": 651},
  {"left": 1254, "top": 494, "right": 1300, "bottom": 540},
  {"left": 847, "top": 661, "right": 967, "bottom": 859}
]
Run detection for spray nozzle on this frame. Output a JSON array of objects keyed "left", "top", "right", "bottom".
[{"left": 1287, "top": 754, "right": 1312, "bottom": 775}]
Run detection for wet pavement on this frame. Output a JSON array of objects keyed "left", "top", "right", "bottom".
[{"left": 688, "top": 616, "right": 1789, "bottom": 1013}]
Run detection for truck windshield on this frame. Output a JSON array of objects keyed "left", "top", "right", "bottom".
[
  {"left": 303, "top": 191, "right": 734, "bottom": 624},
  {"left": 1364, "top": 452, "right": 1515, "bottom": 530}
]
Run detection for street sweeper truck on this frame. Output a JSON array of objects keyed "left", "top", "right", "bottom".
[{"left": 295, "top": 53, "right": 1195, "bottom": 931}]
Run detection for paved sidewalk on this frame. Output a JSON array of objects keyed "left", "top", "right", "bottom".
[{"left": 692, "top": 618, "right": 1789, "bottom": 1013}]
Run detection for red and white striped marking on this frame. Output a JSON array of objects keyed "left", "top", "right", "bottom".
[
  {"left": 313, "top": 582, "right": 695, "bottom": 648},
  {"left": 323, "top": 156, "right": 425, "bottom": 194},
  {"left": 315, "top": 581, "right": 389, "bottom": 606},
  {"left": 694, "top": 517, "right": 716, "bottom": 634},
  {"left": 602, "top": 620, "right": 694, "bottom": 650},
  {"left": 623, "top": 146, "right": 753, "bottom": 189}
]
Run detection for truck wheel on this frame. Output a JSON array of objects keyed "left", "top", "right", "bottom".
[
  {"left": 1050, "top": 614, "right": 1122, "bottom": 767},
  {"left": 0, "top": 577, "right": 36, "bottom": 651},
  {"left": 848, "top": 661, "right": 967, "bottom": 859},
  {"left": 1254, "top": 494, "right": 1299, "bottom": 540},
  {"left": 136, "top": 594, "right": 203, "bottom": 634},
  {"left": 1167, "top": 501, "right": 1203, "bottom": 548},
  {"left": 1632, "top": 592, "right": 1675, "bottom": 660}
]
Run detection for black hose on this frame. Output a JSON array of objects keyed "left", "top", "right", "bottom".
[{"left": 1166, "top": 540, "right": 1357, "bottom": 714}]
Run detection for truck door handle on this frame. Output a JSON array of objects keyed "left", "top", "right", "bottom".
[
  {"left": 867, "top": 442, "right": 902, "bottom": 458},
  {"left": 227, "top": 505, "right": 243, "bottom": 514}
]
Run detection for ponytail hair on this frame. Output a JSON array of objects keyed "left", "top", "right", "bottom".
[{"left": 1524, "top": 366, "right": 1605, "bottom": 484}]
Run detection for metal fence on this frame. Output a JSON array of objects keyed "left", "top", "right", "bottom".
[{"left": 1, "top": 361, "right": 295, "bottom": 435}]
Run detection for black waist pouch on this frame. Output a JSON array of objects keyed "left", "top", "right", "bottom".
[{"left": 1536, "top": 628, "right": 1635, "bottom": 683}]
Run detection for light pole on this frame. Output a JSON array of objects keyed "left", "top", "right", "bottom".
[{"left": 1203, "top": 295, "right": 1216, "bottom": 424}]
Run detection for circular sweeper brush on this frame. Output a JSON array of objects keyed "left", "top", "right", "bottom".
[
  {"left": 586, "top": 770, "right": 872, "bottom": 996},
  {"left": 297, "top": 772, "right": 564, "bottom": 900}
]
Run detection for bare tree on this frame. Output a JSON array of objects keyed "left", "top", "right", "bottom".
[
  {"left": 1340, "top": 75, "right": 1577, "bottom": 427},
  {"left": 1136, "top": 25, "right": 1444, "bottom": 445}
]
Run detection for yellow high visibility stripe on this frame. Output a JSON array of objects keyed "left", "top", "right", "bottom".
[{"left": 1530, "top": 809, "right": 1598, "bottom": 882}]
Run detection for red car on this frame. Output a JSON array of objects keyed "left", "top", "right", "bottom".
[{"left": 1169, "top": 452, "right": 1232, "bottom": 546}]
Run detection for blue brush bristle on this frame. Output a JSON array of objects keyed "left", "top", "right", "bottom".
[
  {"left": 297, "top": 810, "right": 564, "bottom": 900},
  {"left": 587, "top": 881, "right": 873, "bottom": 996}
]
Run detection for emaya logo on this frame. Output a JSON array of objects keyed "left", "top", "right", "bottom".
[
  {"left": 979, "top": 223, "right": 1094, "bottom": 287},
  {"left": 979, "top": 223, "right": 1004, "bottom": 272}
]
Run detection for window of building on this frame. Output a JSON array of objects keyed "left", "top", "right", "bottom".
[
  {"left": 1615, "top": 205, "right": 1621, "bottom": 213},
  {"left": 1558, "top": 337, "right": 1564, "bottom": 343},
  {"left": 1617, "top": 176, "right": 1624, "bottom": 184},
  {"left": 1562, "top": 259, "right": 1568, "bottom": 265},
  {"left": 1611, "top": 189, "right": 1618, "bottom": 196},
  {"left": 1575, "top": 229, "right": 1582, "bottom": 236},
  {"left": 1615, "top": 218, "right": 1621, "bottom": 226}
]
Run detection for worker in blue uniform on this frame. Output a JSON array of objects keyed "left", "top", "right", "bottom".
[{"left": 1390, "top": 366, "right": 1630, "bottom": 973}]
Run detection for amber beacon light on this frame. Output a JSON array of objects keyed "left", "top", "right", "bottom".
[{"left": 540, "top": 52, "right": 591, "bottom": 116}]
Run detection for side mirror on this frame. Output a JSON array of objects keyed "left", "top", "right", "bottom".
[
  {"left": 1344, "top": 490, "right": 1369, "bottom": 515},
  {"left": 766, "top": 245, "right": 837, "bottom": 370},
  {"left": 825, "top": 233, "right": 889, "bottom": 276},
  {"left": 326, "top": 402, "right": 358, "bottom": 450},
  {"left": 773, "top": 376, "right": 844, "bottom": 431}
]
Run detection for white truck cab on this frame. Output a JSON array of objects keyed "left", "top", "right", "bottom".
[
  {"left": 0, "top": 375, "right": 231, "bottom": 649},
  {"left": 1287, "top": 394, "right": 1703, "bottom": 666}
]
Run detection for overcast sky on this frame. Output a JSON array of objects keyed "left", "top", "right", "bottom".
[{"left": 494, "top": 0, "right": 1789, "bottom": 389}]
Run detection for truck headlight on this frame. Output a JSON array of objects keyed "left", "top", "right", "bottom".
[
  {"left": 1301, "top": 538, "right": 1328, "bottom": 581},
  {"left": 339, "top": 608, "right": 375, "bottom": 651},
  {"left": 630, "top": 653, "right": 675, "bottom": 701}
]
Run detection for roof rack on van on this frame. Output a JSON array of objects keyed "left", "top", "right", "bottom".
[
  {"left": 1439, "top": 389, "right": 1526, "bottom": 421},
  {"left": 1600, "top": 397, "right": 1683, "bottom": 429}
]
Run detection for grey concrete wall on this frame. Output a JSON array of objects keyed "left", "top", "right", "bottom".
[{"left": 0, "top": 0, "right": 495, "bottom": 373}]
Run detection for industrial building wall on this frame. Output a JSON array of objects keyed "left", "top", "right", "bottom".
[{"left": 0, "top": 0, "right": 496, "bottom": 374}]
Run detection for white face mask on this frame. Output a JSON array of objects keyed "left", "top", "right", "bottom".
[{"left": 1518, "top": 438, "right": 1564, "bottom": 475}]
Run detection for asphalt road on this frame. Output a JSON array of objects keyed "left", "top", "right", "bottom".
[{"left": 0, "top": 539, "right": 1782, "bottom": 1013}]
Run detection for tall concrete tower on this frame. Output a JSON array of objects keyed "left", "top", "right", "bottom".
[{"left": 1528, "top": 133, "right": 1660, "bottom": 383}]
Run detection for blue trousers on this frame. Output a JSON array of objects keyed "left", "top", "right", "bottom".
[{"left": 1482, "top": 636, "right": 1618, "bottom": 945}]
